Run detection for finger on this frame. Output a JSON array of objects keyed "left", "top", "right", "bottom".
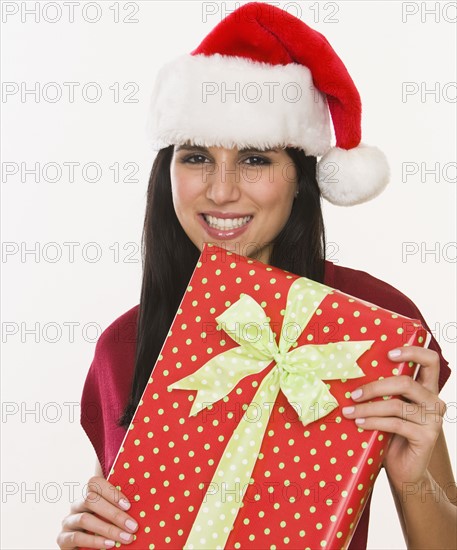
[
  {"left": 83, "top": 476, "right": 132, "bottom": 512},
  {"left": 57, "top": 529, "right": 116, "bottom": 549},
  {"left": 350, "top": 375, "right": 445, "bottom": 411},
  {"left": 69, "top": 477, "right": 139, "bottom": 541},
  {"left": 387, "top": 346, "right": 440, "bottom": 394},
  {"left": 348, "top": 415, "right": 441, "bottom": 447},
  {"left": 71, "top": 476, "right": 133, "bottom": 521},
  {"left": 342, "top": 397, "right": 445, "bottom": 426},
  {"left": 65, "top": 510, "right": 137, "bottom": 546},
  {"left": 70, "top": 492, "right": 139, "bottom": 539}
]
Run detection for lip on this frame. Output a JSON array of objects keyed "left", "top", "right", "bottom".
[
  {"left": 198, "top": 213, "right": 253, "bottom": 239},
  {"left": 201, "top": 211, "right": 254, "bottom": 219}
]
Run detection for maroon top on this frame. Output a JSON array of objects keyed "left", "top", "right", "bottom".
[{"left": 80, "top": 260, "right": 451, "bottom": 549}]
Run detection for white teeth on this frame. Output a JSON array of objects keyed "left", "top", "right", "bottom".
[{"left": 204, "top": 215, "right": 252, "bottom": 230}]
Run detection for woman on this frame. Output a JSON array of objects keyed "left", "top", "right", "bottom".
[{"left": 57, "top": 3, "right": 455, "bottom": 549}]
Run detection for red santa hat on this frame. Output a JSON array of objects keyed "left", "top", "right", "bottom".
[{"left": 146, "top": 2, "right": 389, "bottom": 206}]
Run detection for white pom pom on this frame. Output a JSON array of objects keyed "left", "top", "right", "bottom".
[{"left": 317, "top": 143, "right": 390, "bottom": 206}]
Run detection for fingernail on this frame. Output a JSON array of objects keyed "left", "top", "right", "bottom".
[
  {"left": 351, "top": 388, "right": 363, "bottom": 400},
  {"left": 388, "top": 348, "right": 402, "bottom": 358},
  {"left": 120, "top": 532, "right": 132, "bottom": 541},
  {"left": 355, "top": 418, "right": 366, "bottom": 424},
  {"left": 104, "top": 541, "right": 115, "bottom": 549},
  {"left": 119, "top": 498, "right": 131, "bottom": 510},
  {"left": 125, "top": 519, "right": 138, "bottom": 531},
  {"left": 342, "top": 406, "right": 355, "bottom": 415}
]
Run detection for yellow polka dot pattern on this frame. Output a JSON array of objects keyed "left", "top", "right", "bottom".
[{"left": 103, "top": 244, "right": 429, "bottom": 550}]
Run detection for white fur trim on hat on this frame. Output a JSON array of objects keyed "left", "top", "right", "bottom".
[
  {"left": 317, "top": 144, "right": 390, "bottom": 206},
  {"left": 146, "top": 53, "right": 331, "bottom": 154}
]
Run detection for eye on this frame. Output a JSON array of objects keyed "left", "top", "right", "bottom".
[
  {"left": 243, "top": 155, "right": 271, "bottom": 166},
  {"left": 181, "top": 154, "right": 210, "bottom": 164}
]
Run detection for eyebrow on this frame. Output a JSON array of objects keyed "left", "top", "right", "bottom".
[{"left": 175, "top": 145, "right": 279, "bottom": 153}]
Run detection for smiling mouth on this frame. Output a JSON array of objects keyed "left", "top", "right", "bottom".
[{"left": 202, "top": 214, "right": 253, "bottom": 231}]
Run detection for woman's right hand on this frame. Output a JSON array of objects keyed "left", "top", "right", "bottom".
[{"left": 56, "top": 476, "right": 139, "bottom": 549}]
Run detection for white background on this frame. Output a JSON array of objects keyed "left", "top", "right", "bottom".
[{"left": 1, "top": 1, "right": 456, "bottom": 549}]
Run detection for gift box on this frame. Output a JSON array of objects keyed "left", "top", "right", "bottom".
[{"left": 87, "top": 243, "right": 430, "bottom": 549}]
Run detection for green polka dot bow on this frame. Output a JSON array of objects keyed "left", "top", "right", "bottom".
[{"left": 168, "top": 277, "right": 374, "bottom": 550}]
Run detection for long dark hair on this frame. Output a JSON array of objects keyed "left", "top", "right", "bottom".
[{"left": 118, "top": 145, "right": 326, "bottom": 429}]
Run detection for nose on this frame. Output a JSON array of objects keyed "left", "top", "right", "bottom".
[{"left": 205, "top": 160, "right": 241, "bottom": 204}]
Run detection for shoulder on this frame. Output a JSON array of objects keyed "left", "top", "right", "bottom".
[
  {"left": 86, "top": 304, "right": 140, "bottom": 389},
  {"left": 323, "top": 260, "right": 451, "bottom": 391},
  {"left": 81, "top": 305, "right": 140, "bottom": 476},
  {"left": 94, "top": 304, "right": 140, "bottom": 360},
  {"left": 82, "top": 303, "right": 140, "bottom": 406},
  {"left": 323, "top": 260, "right": 421, "bottom": 320}
]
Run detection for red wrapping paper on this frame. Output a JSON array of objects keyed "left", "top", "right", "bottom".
[{"left": 84, "top": 244, "right": 429, "bottom": 549}]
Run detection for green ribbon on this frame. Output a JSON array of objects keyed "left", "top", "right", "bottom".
[{"left": 168, "top": 278, "right": 374, "bottom": 549}]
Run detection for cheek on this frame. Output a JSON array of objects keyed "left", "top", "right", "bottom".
[
  {"left": 263, "top": 186, "right": 296, "bottom": 228},
  {"left": 257, "top": 178, "right": 295, "bottom": 213},
  {"left": 170, "top": 167, "right": 198, "bottom": 215},
  {"left": 170, "top": 163, "right": 182, "bottom": 197},
  {"left": 257, "top": 161, "right": 296, "bottom": 201}
]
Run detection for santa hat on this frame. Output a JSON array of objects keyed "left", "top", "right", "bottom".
[{"left": 146, "top": 2, "right": 389, "bottom": 206}]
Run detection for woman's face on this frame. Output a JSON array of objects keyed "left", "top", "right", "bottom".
[{"left": 170, "top": 144, "right": 298, "bottom": 263}]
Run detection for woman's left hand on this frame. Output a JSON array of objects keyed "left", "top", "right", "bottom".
[{"left": 341, "top": 346, "right": 447, "bottom": 493}]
